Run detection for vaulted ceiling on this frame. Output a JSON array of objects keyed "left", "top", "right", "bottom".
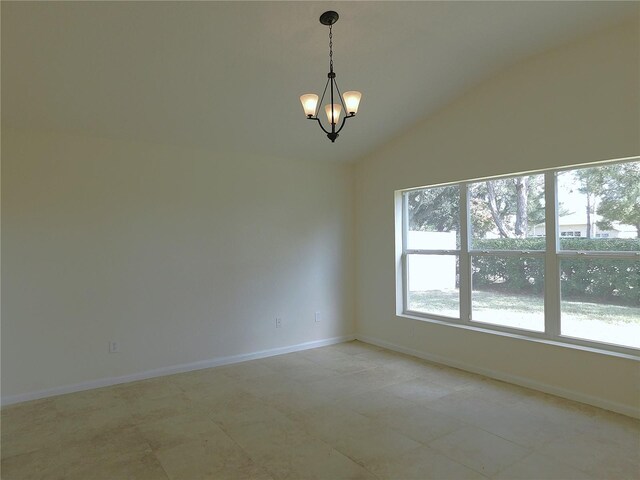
[{"left": 2, "top": 1, "right": 636, "bottom": 162}]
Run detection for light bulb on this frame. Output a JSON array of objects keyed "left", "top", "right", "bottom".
[
  {"left": 300, "top": 94, "right": 319, "bottom": 117},
  {"left": 324, "top": 104, "right": 342, "bottom": 124}
]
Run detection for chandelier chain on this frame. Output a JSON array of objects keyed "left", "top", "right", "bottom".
[{"left": 329, "top": 24, "right": 333, "bottom": 72}]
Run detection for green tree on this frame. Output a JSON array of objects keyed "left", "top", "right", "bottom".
[
  {"left": 574, "top": 168, "right": 605, "bottom": 238},
  {"left": 407, "top": 185, "right": 459, "bottom": 232},
  {"left": 408, "top": 174, "right": 548, "bottom": 241},
  {"left": 472, "top": 176, "right": 545, "bottom": 238},
  {"left": 596, "top": 162, "right": 640, "bottom": 238}
]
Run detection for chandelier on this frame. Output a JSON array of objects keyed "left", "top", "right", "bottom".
[{"left": 299, "top": 11, "right": 362, "bottom": 143}]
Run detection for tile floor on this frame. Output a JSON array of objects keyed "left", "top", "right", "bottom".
[{"left": 1, "top": 341, "right": 638, "bottom": 479}]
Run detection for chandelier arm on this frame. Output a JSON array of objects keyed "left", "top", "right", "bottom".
[
  {"left": 334, "top": 115, "right": 349, "bottom": 135},
  {"left": 330, "top": 76, "right": 336, "bottom": 132},
  {"left": 316, "top": 77, "right": 330, "bottom": 118},
  {"left": 314, "top": 117, "right": 331, "bottom": 135},
  {"left": 332, "top": 77, "right": 348, "bottom": 116}
]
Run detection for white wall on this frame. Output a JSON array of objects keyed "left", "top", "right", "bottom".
[
  {"left": 1, "top": 128, "right": 355, "bottom": 399},
  {"left": 355, "top": 21, "right": 640, "bottom": 415}
]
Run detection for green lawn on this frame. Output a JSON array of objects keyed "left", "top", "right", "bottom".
[{"left": 409, "top": 289, "right": 640, "bottom": 325}]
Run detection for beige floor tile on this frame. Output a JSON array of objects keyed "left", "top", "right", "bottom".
[
  {"left": 168, "top": 367, "right": 240, "bottom": 392},
  {"left": 514, "top": 392, "right": 599, "bottom": 432},
  {"left": 435, "top": 396, "right": 572, "bottom": 449},
  {"left": 234, "top": 373, "right": 302, "bottom": 399},
  {"left": 309, "top": 351, "right": 379, "bottom": 376},
  {"left": 1, "top": 398, "right": 58, "bottom": 432},
  {"left": 324, "top": 340, "right": 384, "bottom": 356},
  {"left": 1, "top": 426, "right": 154, "bottom": 480},
  {"left": 374, "top": 404, "right": 466, "bottom": 444},
  {"left": 263, "top": 351, "right": 326, "bottom": 369},
  {"left": 201, "top": 390, "right": 293, "bottom": 427},
  {"left": 1, "top": 398, "right": 63, "bottom": 456},
  {"left": 224, "top": 420, "right": 375, "bottom": 479},
  {"left": 572, "top": 408, "right": 640, "bottom": 454},
  {"left": 2, "top": 398, "right": 133, "bottom": 458},
  {"left": 306, "top": 372, "right": 375, "bottom": 400},
  {"left": 263, "top": 385, "right": 335, "bottom": 416},
  {"left": 154, "top": 437, "right": 272, "bottom": 480},
  {"left": 66, "top": 451, "right": 170, "bottom": 480},
  {"left": 113, "top": 376, "right": 184, "bottom": 402},
  {"left": 127, "top": 392, "right": 196, "bottom": 425},
  {"left": 282, "top": 363, "right": 345, "bottom": 384},
  {"left": 333, "top": 426, "right": 423, "bottom": 467},
  {"left": 179, "top": 374, "right": 247, "bottom": 402},
  {"left": 298, "top": 346, "right": 354, "bottom": 365},
  {"left": 471, "top": 378, "right": 540, "bottom": 408},
  {"left": 426, "top": 388, "right": 512, "bottom": 424},
  {"left": 1, "top": 449, "right": 64, "bottom": 480},
  {"left": 1, "top": 448, "right": 169, "bottom": 480},
  {"left": 366, "top": 445, "right": 488, "bottom": 480},
  {"left": 336, "top": 389, "right": 418, "bottom": 417},
  {"left": 537, "top": 430, "right": 640, "bottom": 479},
  {"left": 136, "top": 413, "right": 230, "bottom": 451},
  {"left": 2, "top": 341, "right": 637, "bottom": 480},
  {"left": 377, "top": 356, "right": 448, "bottom": 380},
  {"left": 217, "top": 360, "right": 278, "bottom": 381},
  {"left": 1, "top": 425, "right": 58, "bottom": 460},
  {"left": 378, "top": 377, "right": 459, "bottom": 403},
  {"left": 288, "top": 404, "right": 382, "bottom": 445},
  {"left": 261, "top": 354, "right": 342, "bottom": 383},
  {"left": 494, "top": 452, "right": 595, "bottom": 479},
  {"left": 52, "top": 386, "right": 127, "bottom": 415},
  {"left": 347, "top": 364, "right": 421, "bottom": 390},
  {"left": 422, "top": 366, "right": 485, "bottom": 390},
  {"left": 351, "top": 347, "right": 414, "bottom": 365},
  {"left": 1, "top": 410, "right": 65, "bottom": 458},
  {"left": 429, "top": 426, "right": 530, "bottom": 477}
]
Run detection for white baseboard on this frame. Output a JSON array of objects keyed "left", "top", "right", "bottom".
[
  {"left": 1, "top": 334, "right": 356, "bottom": 407},
  {"left": 357, "top": 334, "right": 639, "bottom": 419}
]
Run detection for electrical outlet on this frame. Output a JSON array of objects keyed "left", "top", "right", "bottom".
[
  {"left": 275, "top": 317, "right": 282, "bottom": 328},
  {"left": 109, "top": 341, "right": 120, "bottom": 353},
  {"left": 314, "top": 311, "right": 321, "bottom": 323}
]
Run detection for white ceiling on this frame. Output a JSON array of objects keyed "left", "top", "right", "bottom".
[{"left": 2, "top": 1, "right": 637, "bottom": 163}]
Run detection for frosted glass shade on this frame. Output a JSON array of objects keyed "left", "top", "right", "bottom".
[
  {"left": 324, "top": 104, "right": 342, "bottom": 124},
  {"left": 300, "top": 94, "right": 319, "bottom": 117},
  {"left": 343, "top": 91, "right": 362, "bottom": 114}
]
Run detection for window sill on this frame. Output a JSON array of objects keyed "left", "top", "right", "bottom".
[{"left": 398, "top": 311, "right": 640, "bottom": 361}]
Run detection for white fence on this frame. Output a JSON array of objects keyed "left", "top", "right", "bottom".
[{"left": 407, "top": 231, "right": 457, "bottom": 291}]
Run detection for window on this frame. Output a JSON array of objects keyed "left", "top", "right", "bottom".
[
  {"left": 468, "top": 175, "right": 546, "bottom": 331},
  {"left": 405, "top": 185, "right": 460, "bottom": 318},
  {"left": 400, "top": 159, "right": 640, "bottom": 354}
]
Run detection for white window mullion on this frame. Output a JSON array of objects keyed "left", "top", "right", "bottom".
[
  {"left": 459, "top": 183, "right": 471, "bottom": 323},
  {"left": 544, "top": 171, "right": 560, "bottom": 338}
]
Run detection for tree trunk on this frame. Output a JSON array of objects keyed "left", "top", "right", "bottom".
[
  {"left": 486, "top": 182, "right": 511, "bottom": 238},
  {"left": 586, "top": 195, "right": 592, "bottom": 239},
  {"left": 514, "top": 177, "right": 528, "bottom": 238}
]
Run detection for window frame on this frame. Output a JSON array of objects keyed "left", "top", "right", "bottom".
[{"left": 399, "top": 158, "right": 640, "bottom": 357}]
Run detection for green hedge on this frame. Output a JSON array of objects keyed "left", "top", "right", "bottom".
[{"left": 471, "top": 238, "right": 640, "bottom": 306}]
